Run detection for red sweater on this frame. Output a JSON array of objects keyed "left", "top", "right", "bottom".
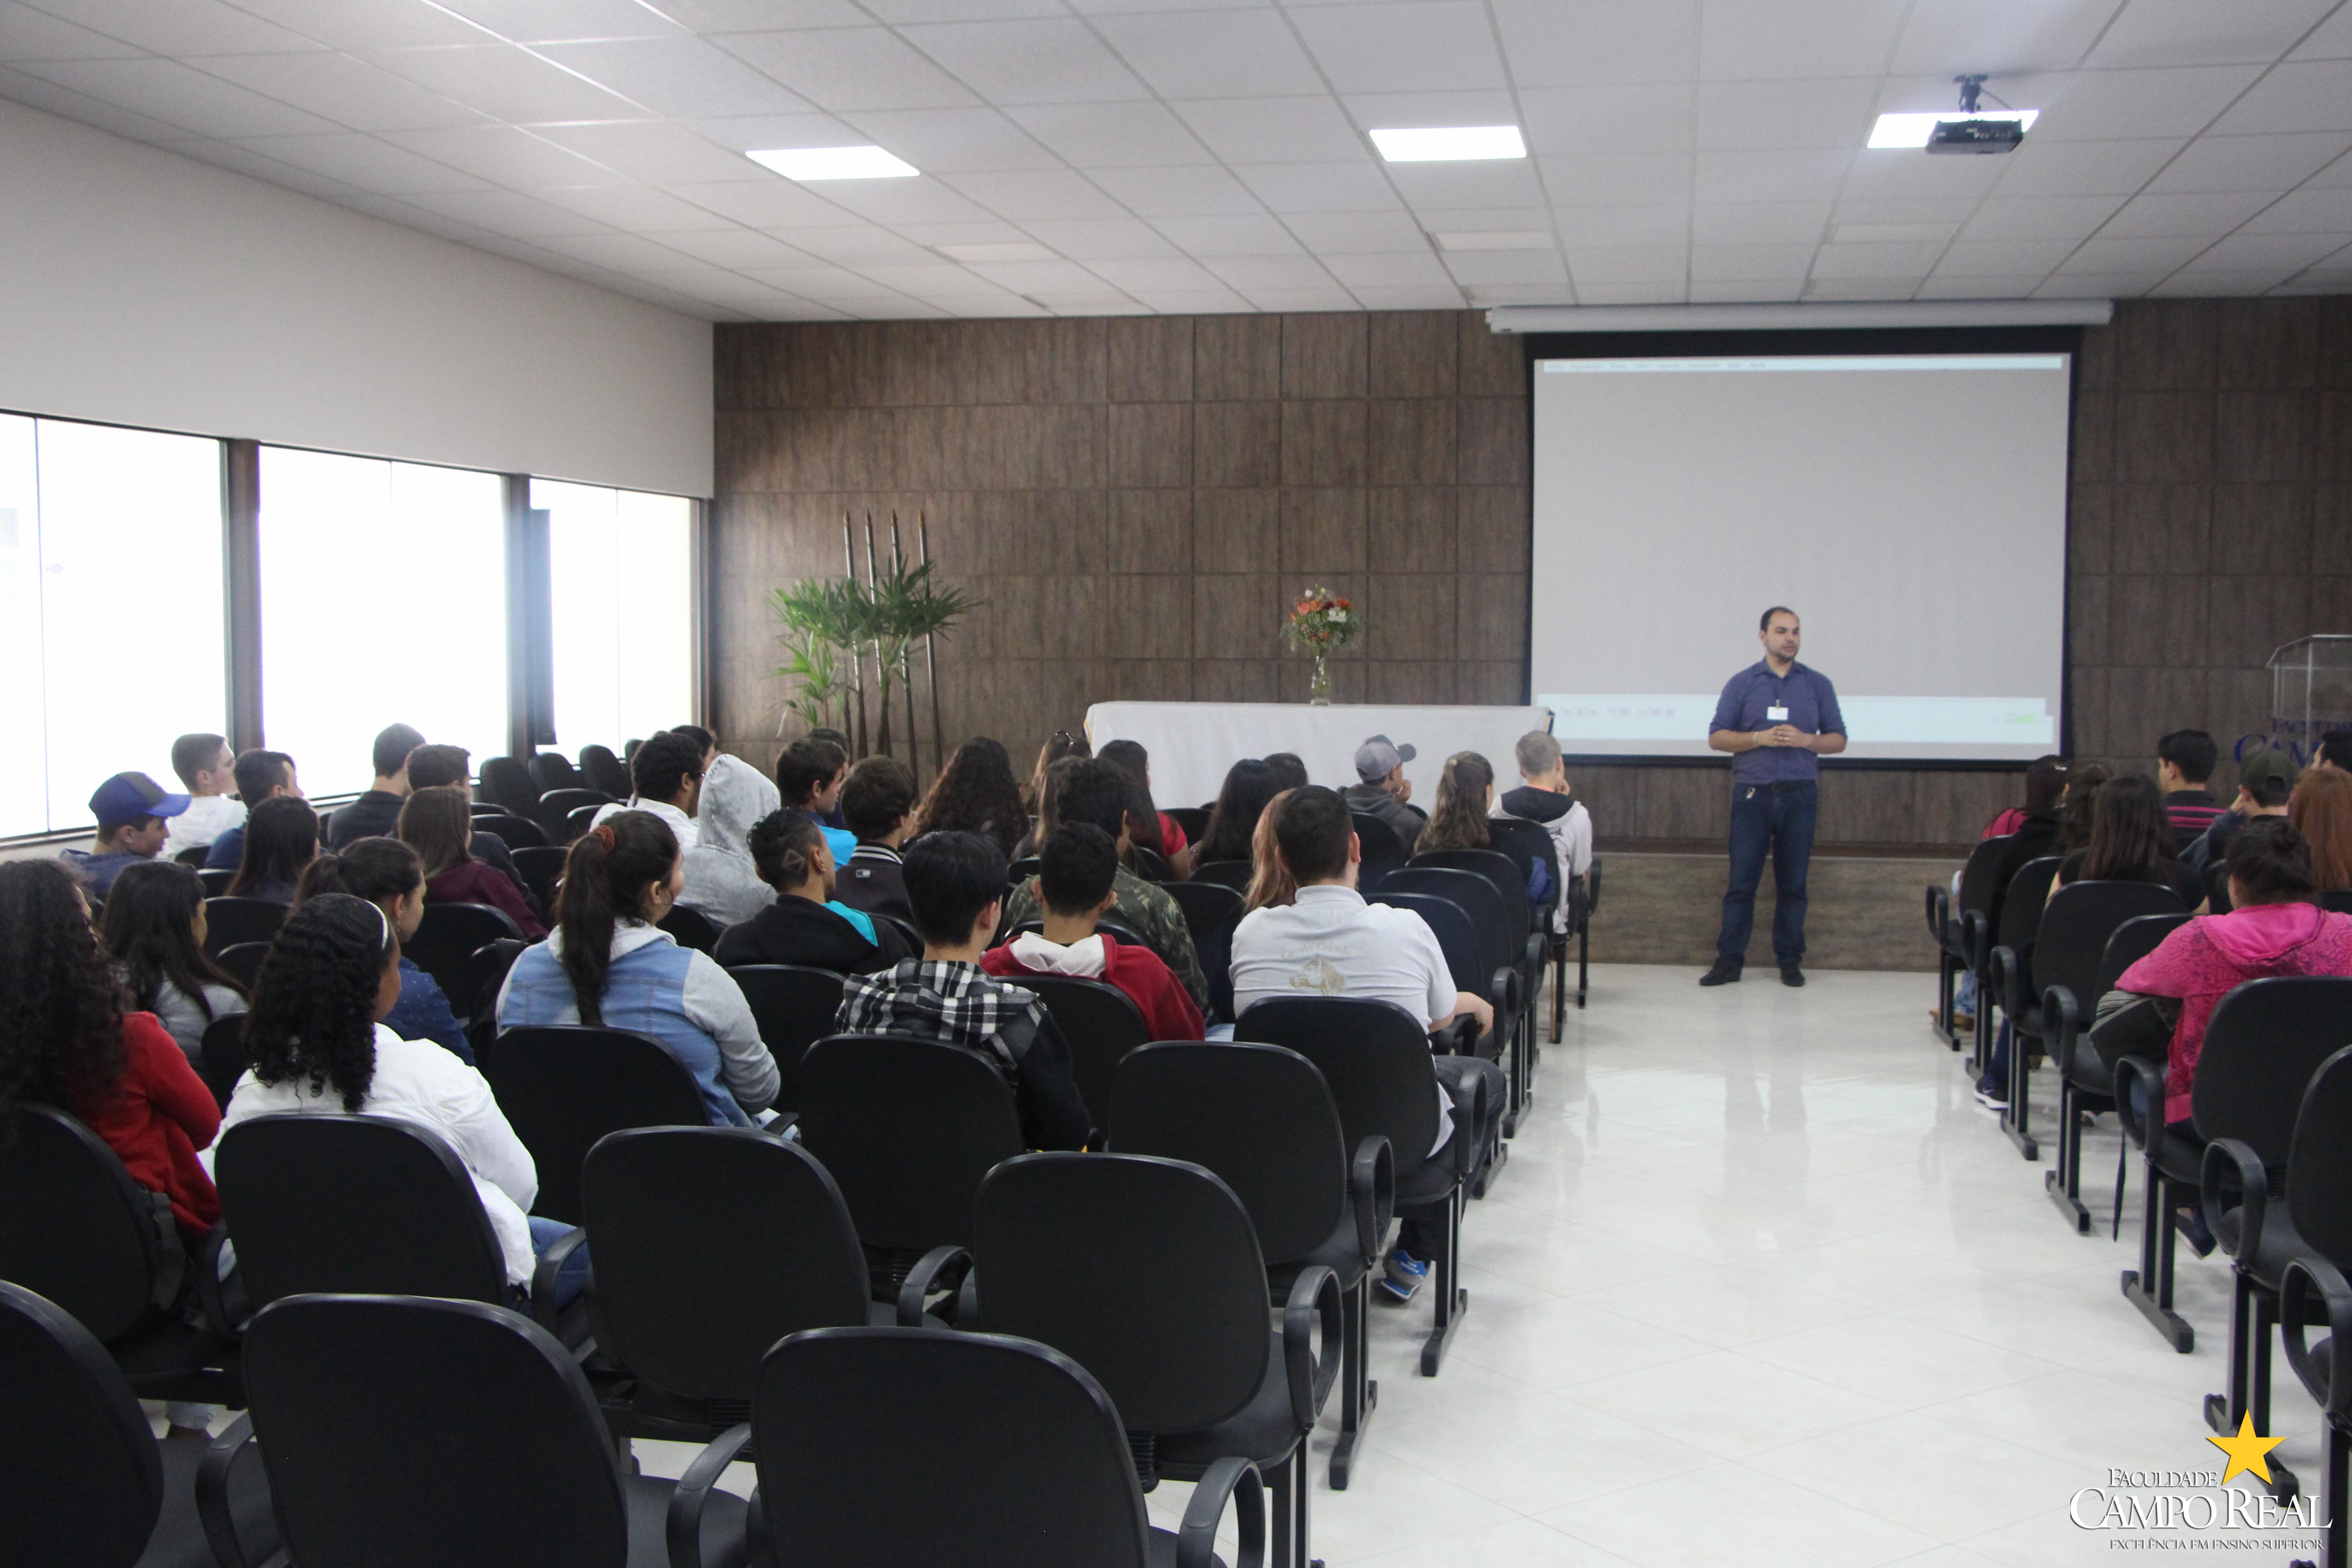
[
  {"left": 426, "top": 860, "right": 547, "bottom": 939},
  {"left": 76, "top": 1012, "right": 223, "bottom": 1239},
  {"left": 981, "top": 933, "right": 1206, "bottom": 1043}
]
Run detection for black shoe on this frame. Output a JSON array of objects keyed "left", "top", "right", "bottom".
[
  {"left": 1780, "top": 965, "right": 1805, "bottom": 987},
  {"left": 1700, "top": 960, "right": 1741, "bottom": 986}
]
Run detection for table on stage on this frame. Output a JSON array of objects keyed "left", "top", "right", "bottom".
[{"left": 1083, "top": 701, "right": 1557, "bottom": 810}]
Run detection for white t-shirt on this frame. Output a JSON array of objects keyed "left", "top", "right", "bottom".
[
  {"left": 217, "top": 1023, "right": 540, "bottom": 1284},
  {"left": 164, "top": 794, "right": 245, "bottom": 855}
]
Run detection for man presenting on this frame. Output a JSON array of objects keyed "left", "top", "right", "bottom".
[{"left": 1702, "top": 607, "right": 1846, "bottom": 988}]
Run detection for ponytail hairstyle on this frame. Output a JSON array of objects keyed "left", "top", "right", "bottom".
[
  {"left": 746, "top": 809, "right": 828, "bottom": 896},
  {"left": 1418, "top": 752, "right": 1498, "bottom": 855},
  {"left": 101, "top": 859, "right": 244, "bottom": 1020},
  {"left": 294, "top": 838, "right": 424, "bottom": 913},
  {"left": 244, "top": 893, "right": 397, "bottom": 1112},
  {"left": 0, "top": 859, "right": 127, "bottom": 1120},
  {"left": 1243, "top": 788, "right": 1298, "bottom": 913},
  {"left": 2053, "top": 762, "right": 2110, "bottom": 854},
  {"left": 554, "top": 810, "right": 679, "bottom": 1027},
  {"left": 228, "top": 795, "right": 319, "bottom": 897},
  {"left": 396, "top": 785, "right": 475, "bottom": 878}
]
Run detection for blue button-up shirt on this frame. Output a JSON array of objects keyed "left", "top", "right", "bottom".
[{"left": 1710, "top": 660, "right": 1846, "bottom": 784}]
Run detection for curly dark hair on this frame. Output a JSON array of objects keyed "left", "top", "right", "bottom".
[
  {"left": 916, "top": 737, "right": 1029, "bottom": 859},
  {"left": 243, "top": 893, "right": 397, "bottom": 1112},
  {"left": 0, "top": 860, "right": 127, "bottom": 1120}
]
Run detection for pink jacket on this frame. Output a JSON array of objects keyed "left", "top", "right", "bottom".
[{"left": 2116, "top": 902, "right": 2352, "bottom": 1123}]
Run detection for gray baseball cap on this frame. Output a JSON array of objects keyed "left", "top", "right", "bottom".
[{"left": 1353, "top": 734, "right": 1416, "bottom": 782}]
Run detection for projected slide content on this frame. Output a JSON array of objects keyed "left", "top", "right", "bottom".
[{"left": 1528, "top": 353, "right": 2070, "bottom": 764}]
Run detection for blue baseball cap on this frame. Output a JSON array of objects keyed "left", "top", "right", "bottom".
[{"left": 90, "top": 772, "right": 190, "bottom": 829}]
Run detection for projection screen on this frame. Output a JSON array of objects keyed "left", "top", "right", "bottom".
[{"left": 1528, "top": 352, "right": 2070, "bottom": 763}]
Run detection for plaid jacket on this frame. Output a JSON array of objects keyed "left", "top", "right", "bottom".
[{"left": 833, "top": 960, "right": 1093, "bottom": 1149}]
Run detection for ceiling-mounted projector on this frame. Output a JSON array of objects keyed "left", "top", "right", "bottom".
[{"left": 1926, "top": 118, "right": 2026, "bottom": 154}]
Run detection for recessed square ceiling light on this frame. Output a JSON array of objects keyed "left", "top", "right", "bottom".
[
  {"left": 1370, "top": 125, "right": 1526, "bottom": 163},
  {"left": 1866, "top": 110, "right": 2037, "bottom": 150},
  {"left": 746, "top": 145, "right": 919, "bottom": 181},
  {"left": 937, "top": 242, "right": 1057, "bottom": 263}
]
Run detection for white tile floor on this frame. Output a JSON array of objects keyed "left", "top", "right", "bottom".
[{"left": 627, "top": 963, "right": 2333, "bottom": 1564}]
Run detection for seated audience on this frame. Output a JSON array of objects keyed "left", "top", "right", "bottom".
[
  {"left": 203, "top": 750, "right": 300, "bottom": 872},
  {"left": 496, "top": 812, "right": 777, "bottom": 1127},
  {"left": 1098, "top": 739, "right": 1187, "bottom": 880},
  {"left": 2158, "top": 729, "right": 2225, "bottom": 851},
  {"left": 1229, "top": 786, "right": 1499, "bottom": 1301},
  {"left": 1244, "top": 788, "right": 1298, "bottom": 912},
  {"left": 220, "top": 892, "right": 580, "bottom": 1303},
  {"left": 1416, "top": 751, "right": 1502, "bottom": 856},
  {"left": 591, "top": 730, "right": 704, "bottom": 850},
  {"left": 917, "top": 736, "right": 1029, "bottom": 859},
  {"left": 1012, "top": 755, "right": 1084, "bottom": 861},
  {"left": 2320, "top": 730, "right": 2352, "bottom": 772},
  {"left": 295, "top": 839, "right": 471, "bottom": 1062},
  {"left": 805, "top": 727, "right": 852, "bottom": 827},
  {"left": 64, "top": 772, "right": 190, "bottom": 901},
  {"left": 403, "top": 744, "right": 530, "bottom": 897},
  {"left": 2047, "top": 773, "right": 2207, "bottom": 907},
  {"left": 225, "top": 795, "right": 318, "bottom": 905},
  {"left": 1003, "top": 760, "right": 1207, "bottom": 1011},
  {"left": 1500, "top": 730, "right": 1594, "bottom": 918},
  {"left": 713, "top": 810, "right": 912, "bottom": 974},
  {"left": 1982, "top": 753, "right": 2065, "bottom": 840},
  {"left": 2183, "top": 749, "right": 2296, "bottom": 877},
  {"left": 1979, "top": 754, "right": 2068, "bottom": 931},
  {"left": 1023, "top": 727, "right": 1091, "bottom": 818},
  {"left": 777, "top": 736, "right": 857, "bottom": 865},
  {"left": 834, "top": 830, "right": 1091, "bottom": 1151},
  {"left": 2290, "top": 766, "right": 2352, "bottom": 893},
  {"left": 0, "top": 859, "right": 225, "bottom": 1438},
  {"left": 679, "top": 753, "right": 780, "bottom": 929},
  {"left": 163, "top": 734, "right": 244, "bottom": 859},
  {"left": 1343, "top": 735, "right": 1426, "bottom": 853},
  {"left": 2051, "top": 762, "right": 2109, "bottom": 854},
  {"left": 324, "top": 723, "right": 426, "bottom": 848},
  {"left": 100, "top": 861, "right": 245, "bottom": 1063},
  {"left": 673, "top": 724, "right": 720, "bottom": 775},
  {"left": 1263, "top": 752, "right": 1309, "bottom": 793},
  {"left": 835, "top": 756, "right": 919, "bottom": 923},
  {"left": 983, "top": 825, "right": 1204, "bottom": 1042},
  {"left": 398, "top": 787, "right": 546, "bottom": 939},
  {"left": 1193, "top": 758, "right": 1282, "bottom": 869}
]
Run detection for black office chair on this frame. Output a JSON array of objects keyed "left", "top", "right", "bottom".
[
  {"left": 1926, "top": 833, "right": 2015, "bottom": 1049},
  {"left": 1401, "top": 853, "right": 1543, "bottom": 1126},
  {"left": 1350, "top": 812, "right": 1409, "bottom": 891},
  {"left": 197, "top": 1011, "right": 249, "bottom": 1109},
  {"left": 1165, "top": 880, "right": 1244, "bottom": 1024},
  {"left": 1009, "top": 855, "right": 1042, "bottom": 885},
  {"left": 0, "top": 1107, "right": 240, "bottom": 1410},
  {"left": 540, "top": 788, "right": 614, "bottom": 839},
  {"left": 660, "top": 903, "right": 722, "bottom": 955},
  {"left": 213, "top": 940, "right": 271, "bottom": 992},
  {"left": 1166, "top": 805, "right": 1210, "bottom": 844},
  {"left": 407, "top": 902, "right": 524, "bottom": 1019},
  {"left": 1016, "top": 973, "right": 1154, "bottom": 1130},
  {"left": 528, "top": 751, "right": 583, "bottom": 793},
  {"left": 2043, "top": 912, "right": 2191, "bottom": 1232},
  {"left": 1485, "top": 814, "right": 1564, "bottom": 1023},
  {"left": 1976, "top": 853, "right": 2064, "bottom": 1147},
  {"left": 461, "top": 939, "right": 526, "bottom": 1061},
  {"left": 1189, "top": 858, "right": 1254, "bottom": 893},
  {"left": 565, "top": 802, "right": 603, "bottom": 843},
  {"left": 795, "top": 1034, "right": 1025, "bottom": 1298},
  {"left": 0, "top": 1279, "right": 278, "bottom": 1568},
  {"left": 196, "top": 867, "right": 234, "bottom": 898},
  {"left": 473, "top": 810, "right": 549, "bottom": 849},
  {"left": 1238, "top": 996, "right": 1480, "bottom": 1376},
  {"left": 672, "top": 1326, "right": 1263, "bottom": 1568},
  {"left": 479, "top": 755, "right": 541, "bottom": 817},
  {"left": 580, "top": 744, "right": 632, "bottom": 799},
  {"left": 874, "top": 911, "right": 923, "bottom": 956},
  {"left": 727, "top": 964, "right": 844, "bottom": 1122},
  {"left": 1371, "top": 890, "right": 1512, "bottom": 1069},
  {"left": 2276, "top": 1046, "right": 2352, "bottom": 1557},
  {"left": 967, "top": 1152, "right": 1337, "bottom": 1568},
  {"left": 201, "top": 896, "right": 285, "bottom": 956},
  {"left": 1128, "top": 843, "right": 1171, "bottom": 882},
  {"left": 486, "top": 1026, "right": 712, "bottom": 1225},
  {"left": 511, "top": 844, "right": 569, "bottom": 909},
  {"left": 1111, "top": 1041, "right": 1392, "bottom": 1491},
  {"left": 217, "top": 1293, "right": 749, "bottom": 1568}
]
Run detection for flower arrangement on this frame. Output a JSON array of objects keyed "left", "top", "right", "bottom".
[{"left": 1284, "top": 585, "right": 1361, "bottom": 705}]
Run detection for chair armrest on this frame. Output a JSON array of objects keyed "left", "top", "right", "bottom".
[
  {"left": 1446, "top": 1064, "right": 1492, "bottom": 1180},
  {"left": 1349, "top": 1134, "right": 1395, "bottom": 1272},
  {"left": 1519, "top": 932, "right": 1546, "bottom": 977},
  {"left": 1962, "top": 910, "right": 1989, "bottom": 972},
  {"left": 2041, "top": 985, "right": 2081, "bottom": 1073},
  {"left": 191, "top": 1221, "right": 238, "bottom": 1337},
  {"left": 1282, "top": 1265, "right": 1343, "bottom": 1423},
  {"left": 1177, "top": 1456, "right": 1265, "bottom": 1568},
  {"left": 1988, "top": 944, "right": 2031, "bottom": 1022},
  {"left": 2113, "top": 1054, "right": 2166, "bottom": 1151},
  {"left": 1926, "top": 883, "right": 1949, "bottom": 946},
  {"left": 1427, "top": 1017, "right": 1477, "bottom": 1057},
  {"left": 529, "top": 1225, "right": 592, "bottom": 1337},
  {"left": 897, "top": 1245, "right": 973, "bottom": 1327},
  {"left": 2280, "top": 1257, "right": 2352, "bottom": 1419},
  {"left": 1489, "top": 968, "right": 1517, "bottom": 1025},
  {"left": 2198, "top": 1140, "right": 2268, "bottom": 1262},
  {"left": 196, "top": 1413, "right": 260, "bottom": 1568},
  {"left": 666, "top": 1421, "right": 755, "bottom": 1568}
]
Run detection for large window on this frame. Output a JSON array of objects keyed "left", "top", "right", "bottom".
[
  {"left": 0, "top": 416, "right": 225, "bottom": 838},
  {"left": 259, "top": 448, "right": 508, "bottom": 800},
  {"left": 537, "top": 478, "right": 693, "bottom": 755}
]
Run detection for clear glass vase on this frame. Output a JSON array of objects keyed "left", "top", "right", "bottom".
[{"left": 1309, "top": 652, "right": 1331, "bottom": 706}]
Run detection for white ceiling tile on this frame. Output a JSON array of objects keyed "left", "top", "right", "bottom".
[
  {"left": 899, "top": 18, "right": 1148, "bottom": 104},
  {"left": 1961, "top": 194, "right": 2124, "bottom": 240},
  {"left": 2179, "top": 229, "right": 2347, "bottom": 269},
  {"left": 1230, "top": 161, "right": 1402, "bottom": 213},
  {"left": 1933, "top": 238, "right": 2079, "bottom": 273},
  {"left": 2290, "top": 3, "right": 2352, "bottom": 58},
  {"left": 1838, "top": 149, "right": 2009, "bottom": 201},
  {"left": 1556, "top": 204, "right": 1688, "bottom": 245},
  {"left": 1695, "top": 78, "right": 1877, "bottom": 149},
  {"left": 2101, "top": 189, "right": 2280, "bottom": 235},
  {"left": 360, "top": 44, "right": 646, "bottom": 123},
  {"left": 1149, "top": 213, "right": 1301, "bottom": 253},
  {"left": 1539, "top": 152, "right": 1693, "bottom": 204},
  {"left": 683, "top": 111, "right": 863, "bottom": 152},
  {"left": 2277, "top": 260, "right": 2352, "bottom": 290},
  {"left": 426, "top": 0, "right": 678, "bottom": 44},
  {"left": 897, "top": 220, "right": 1036, "bottom": 245},
  {"left": 798, "top": 176, "right": 1001, "bottom": 224},
  {"left": 740, "top": 260, "right": 922, "bottom": 295},
  {"left": 1804, "top": 274, "right": 1922, "bottom": 297},
  {"left": 2210, "top": 59, "right": 2352, "bottom": 134},
  {"left": 181, "top": 50, "right": 493, "bottom": 132},
  {"left": 1234, "top": 286, "right": 1362, "bottom": 311},
  {"left": 38, "top": 0, "right": 320, "bottom": 54},
  {"left": 1917, "top": 272, "right": 2052, "bottom": 297},
  {"left": 673, "top": 177, "right": 868, "bottom": 226},
  {"left": 1517, "top": 84, "right": 1695, "bottom": 155},
  {"left": 1004, "top": 100, "right": 1210, "bottom": 166},
  {"left": 535, "top": 37, "right": 816, "bottom": 118},
  {"left": 527, "top": 229, "right": 723, "bottom": 270},
  {"left": 1086, "top": 257, "right": 1227, "bottom": 290},
  {"left": 1386, "top": 159, "right": 1547, "bottom": 209},
  {"left": 402, "top": 187, "right": 619, "bottom": 235},
  {"left": 1688, "top": 242, "right": 1815, "bottom": 279},
  {"left": 171, "top": 137, "right": 364, "bottom": 199},
  {"left": 1019, "top": 294, "right": 1153, "bottom": 314},
  {"left": 1889, "top": 0, "right": 2118, "bottom": 76},
  {"left": 1171, "top": 96, "right": 1366, "bottom": 162},
  {"left": 1122, "top": 287, "right": 1254, "bottom": 314},
  {"left": 1829, "top": 196, "right": 1984, "bottom": 223},
  {"left": 219, "top": 0, "right": 492, "bottom": 49},
  {"left": 1442, "top": 248, "right": 1568, "bottom": 284},
  {"left": 2034, "top": 270, "right": 2164, "bottom": 294},
  {"left": 1069, "top": 0, "right": 1277, "bottom": 10},
  {"left": 1691, "top": 277, "right": 1804, "bottom": 300},
  {"left": 714, "top": 27, "right": 980, "bottom": 110},
  {"left": 2148, "top": 130, "right": 2352, "bottom": 191},
  {"left": 1345, "top": 284, "right": 1468, "bottom": 308},
  {"left": 765, "top": 225, "right": 936, "bottom": 263},
  {"left": 2058, "top": 233, "right": 2211, "bottom": 269},
  {"left": 1089, "top": 162, "right": 1263, "bottom": 216},
  {"left": 1566, "top": 243, "right": 1686, "bottom": 282},
  {"left": 1492, "top": 0, "right": 1699, "bottom": 88},
  {"left": 0, "top": 59, "right": 194, "bottom": 140},
  {"left": 861, "top": 261, "right": 1023, "bottom": 295},
  {"left": 533, "top": 182, "right": 739, "bottom": 228},
  {"left": 841, "top": 108, "right": 1061, "bottom": 172},
  {"left": 1089, "top": 10, "right": 1324, "bottom": 98},
  {"left": 1575, "top": 280, "right": 1687, "bottom": 302},
  {"left": 1199, "top": 253, "right": 1341, "bottom": 289},
  {"left": 942, "top": 168, "right": 1128, "bottom": 219},
  {"left": 2242, "top": 185, "right": 2352, "bottom": 231},
  {"left": 381, "top": 125, "right": 623, "bottom": 186},
  {"left": 225, "top": 132, "right": 491, "bottom": 193},
  {"left": 19, "top": 54, "right": 355, "bottom": 135},
  {"left": 1989, "top": 137, "right": 2186, "bottom": 196},
  {"left": 2029, "top": 64, "right": 2266, "bottom": 140},
  {"left": 1018, "top": 216, "right": 1181, "bottom": 257},
  {"left": 1282, "top": 209, "right": 1431, "bottom": 250},
  {"left": 1320, "top": 250, "right": 1452, "bottom": 287},
  {"left": 1806, "top": 240, "right": 1947, "bottom": 276},
  {"left": 1338, "top": 88, "right": 1523, "bottom": 134},
  {"left": 1289, "top": 2, "right": 1506, "bottom": 93},
  {"left": 532, "top": 122, "right": 766, "bottom": 184},
  {"left": 0, "top": 2, "right": 143, "bottom": 61},
  {"left": 2086, "top": 0, "right": 2337, "bottom": 69},
  {"left": 637, "top": 226, "right": 815, "bottom": 266},
  {"left": 2149, "top": 266, "right": 2295, "bottom": 292},
  {"left": 2309, "top": 148, "right": 2352, "bottom": 185},
  {"left": 1693, "top": 148, "right": 1849, "bottom": 202},
  {"left": 1691, "top": 201, "right": 1830, "bottom": 243},
  {"left": 1700, "top": 0, "right": 1909, "bottom": 80}
]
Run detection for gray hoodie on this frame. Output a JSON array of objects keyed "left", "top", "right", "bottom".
[{"left": 679, "top": 754, "right": 780, "bottom": 930}]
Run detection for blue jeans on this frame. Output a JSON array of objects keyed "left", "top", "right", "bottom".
[
  {"left": 527, "top": 1216, "right": 592, "bottom": 1310},
  {"left": 1717, "top": 780, "right": 1818, "bottom": 967}
]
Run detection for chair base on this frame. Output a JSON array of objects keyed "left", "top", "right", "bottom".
[
  {"left": 2122, "top": 1269, "right": 2195, "bottom": 1352},
  {"left": 1418, "top": 1186, "right": 1466, "bottom": 1378},
  {"left": 2003, "top": 1113, "right": 2039, "bottom": 1163},
  {"left": 1329, "top": 1277, "right": 1376, "bottom": 1492},
  {"left": 1267, "top": 1450, "right": 1318, "bottom": 1568},
  {"left": 1469, "top": 1138, "right": 1506, "bottom": 1199},
  {"left": 1419, "top": 1287, "right": 1465, "bottom": 1378},
  {"left": 2045, "top": 1169, "right": 2092, "bottom": 1233}
]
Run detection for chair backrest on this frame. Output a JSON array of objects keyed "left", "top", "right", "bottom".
[
  {"left": 214, "top": 1114, "right": 508, "bottom": 1311},
  {"left": 2322, "top": 889, "right": 2352, "bottom": 915},
  {"left": 2035, "top": 881, "right": 2189, "bottom": 1004},
  {"left": 1382, "top": 864, "right": 1512, "bottom": 972},
  {"left": 473, "top": 811, "right": 549, "bottom": 850},
  {"left": 173, "top": 845, "right": 208, "bottom": 866},
  {"left": 1485, "top": 815, "right": 1562, "bottom": 914},
  {"left": 2288, "top": 1044, "right": 2352, "bottom": 1271},
  {"left": 874, "top": 911, "right": 923, "bottom": 955},
  {"left": 0, "top": 1280, "right": 163, "bottom": 1568},
  {"left": 1128, "top": 844, "right": 1170, "bottom": 882},
  {"left": 1165, "top": 805, "right": 1209, "bottom": 843},
  {"left": 1009, "top": 855, "right": 1041, "bottom": 884},
  {"left": 538, "top": 788, "right": 613, "bottom": 837},
  {"left": 564, "top": 802, "right": 603, "bottom": 843},
  {"left": 527, "top": 751, "right": 583, "bottom": 793},
  {"left": 1411, "top": 847, "right": 1532, "bottom": 939},
  {"left": 658, "top": 902, "right": 721, "bottom": 954},
  {"left": 0, "top": 1107, "right": 169, "bottom": 1343},
  {"left": 479, "top": 756, "right": 540, "bottom": 817},
  {"left": 727, "top": 964, "right": 845, "bottom": 1117},
  {"left": 407, "top": 902, "right": 525, "bottom": 1017},
  {"left": 2096, "top": 913, "right": 2194, "bottom": 995},
  {"left": 1163, "top": 881, "right": 1243, "bottom": 1023},
  {"left": 1109, "top": 1041, "right": 1347, "bottom": 1266},
  {"left": 1993, "top": 855, "right": 2063, "bottom": 952},
  {"left": 197, "top": 1011, "right": 249, "bottom": 1109},
  {"left": 1372, "top": 891, "right": 1489, "bottom": 999},
  {"left": 1956, "top": 834, "right": 2016, "bottom": 918},
  {"left": 975, "top": 1153, "right": 1269, "bottom": 1435},
  {"left": 582, "top": 1128, "right": 869, "bottom": 1403},
  {"left": 2190, "top": 975, "right": 2352, "bottom": 1164},
  {"left": 1350, "top": 812, "right": 1408, "bottom": 890},
  {"left": 1014, "top": 974, "right": 1154, "bottom": 1128},
  {"left": 1188, "top": 858, "right": 1253, "bottom": 892},
  {"left": 755, "top": 1326, "right": 1155, "bottom": 1568},
  {"left": 485, "top": 1027, "right": 710, "bottom": 1225},
  {"left": 579, "top": 744, "right": 632, "bottom": 799},
  {"left": 1235, "top": 996, "right": 1446, "bottom": 1166},
  {"left": 202, "top": 896, "right": 286, "bottom": 955},
  {"left": 795, "top": 1034, "right": 1024, "bottom": 1252},
  {"left": 510, "top": 844, "right": 569, "bottom": 908},
  {"left": 214, "top": 940, "right": 271, "bottom": 991},
  {"left": 243, "top": 1294, "right": 632, "bottom": 1568},
  {"left": 196, "top": 867, "right": 234, "bottom": 898}
]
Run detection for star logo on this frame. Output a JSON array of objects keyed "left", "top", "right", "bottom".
[{"left": 2205, "top": 1413, "right": 2287, "bottom": 1485}]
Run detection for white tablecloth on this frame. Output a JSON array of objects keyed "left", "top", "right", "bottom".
[{"left": 1084, "top": 702, "right": 1557, "bottom": 810}]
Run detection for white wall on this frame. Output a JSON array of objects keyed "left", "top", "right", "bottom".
[{"left": 0, "top": 99, "right": 711, "bottom": 496}]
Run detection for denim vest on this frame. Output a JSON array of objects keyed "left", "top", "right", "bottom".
[{"left": 496, "top": 938, "right": 749, "bottom": 1127}]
